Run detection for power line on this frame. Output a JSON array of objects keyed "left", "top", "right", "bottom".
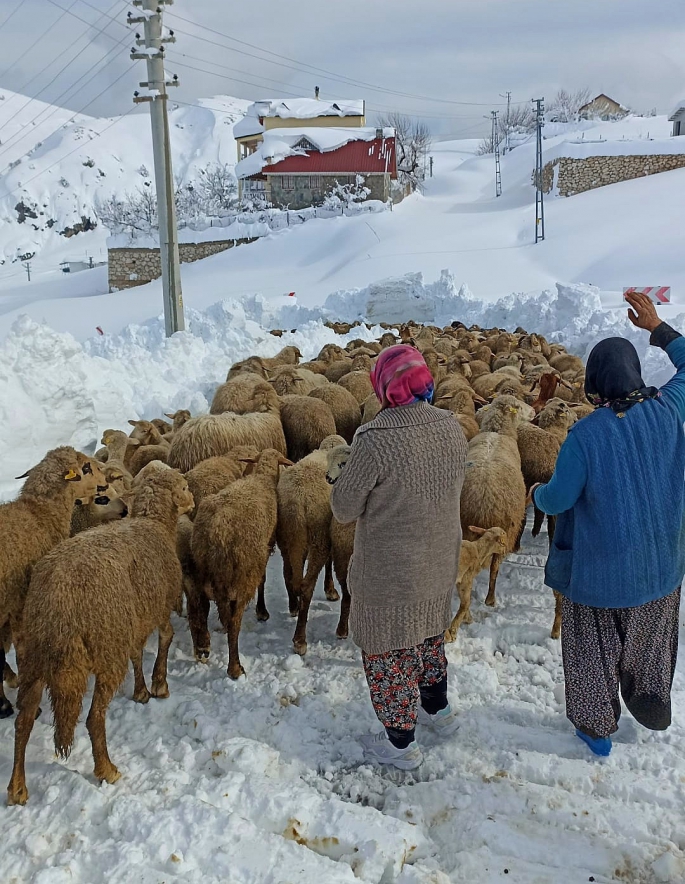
[
  {"left": 0, "top": 0, "right": 80, "bottom": 85},
  {"left": 0, "top": 40, "right": 132, "bottom": 166},
  {"left": 0, "top": 0, "right": 23, "bottom": 32},
  {"left": 164, "top": 10, "right": 526, "bottom": 109}
]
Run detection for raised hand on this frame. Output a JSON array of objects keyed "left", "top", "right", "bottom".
[{"left": 626, "top": 291, "right": 661, "bottom": 333}]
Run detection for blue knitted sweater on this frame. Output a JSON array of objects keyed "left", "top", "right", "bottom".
[{"left": 534, "top": 332, "right": 685, "bottom": 608}]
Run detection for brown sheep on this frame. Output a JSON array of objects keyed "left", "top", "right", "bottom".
[
  {"left": 308, "top": 385, "right": 361, "bottom": 443},
  {"left": 337, "top": 370, "right": 374, "bottom": 405},
  {"left": 260, "top": 345, "right": 302, "bottom": 372},
  {"left": 100, "top": 429, "right": 135, "bottom": 481},
  {"left": 191, "top": 449, "right": 292, "bottom": 678},
  {"left": 6, "top": 469, "right": 194, "bottom": 805},
  {"left": 164, "top": 409, "right": 192, "bottom": 431},
  {"left": 226, "top": 355, "right": 269, "bottom": 382},
  {"left": 184, "top": 446, "right": 259, "bottom": 517},
  {"left": 269, "top": 365, "right": 327, "bottom": 397},
  {"left": 360, "top": 392, "right": 382, "bottom": 425},
  {"left": 445, "top": 526, "right": 509, "bottom": 643},
  {"left": 151, "top": 418, "right": 173, "bottom": 436},
  {"left": 280, "top": 396, "right": 337, "bottom": 461},
  {"left": 324, "top": 357, "right": 355, "bottom": 383},
  {"left": 276, "top": 436, "right": 346, "bottom": 656},
  {"left": 167, "top": 412, "right": 287, "bottom": 473},
  {"left": 325, "top": 445, "right": 354, "bottom": 639},
  {"left": 460, "top": 397, "right": 531, "bottom": 610},
  {"left": 0, "top": 448, "right": 105, "bottom": 719},
  {"left": 210, "top": 374, "right": 281, "bottom": 416}
]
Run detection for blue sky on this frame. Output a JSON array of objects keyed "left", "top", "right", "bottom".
[{"left": 0, "top": 0, "right": 683, "bottom": 138}]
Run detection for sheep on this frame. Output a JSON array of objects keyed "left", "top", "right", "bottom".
[
  {"left": 445, "top": 527, "right": 509, "bottom": 643},
  {"left": 434, "top": 388, "right": 481, "bottom": 441},
  {"left": 100, "top": 430, "right": 135, "bottom": 482},
  {"left": 549, "top": 352, "right": 584, "bottom": 375},
  {"left": 183, "top": 446, "right": 259, "bottom": 515},
  {"left": 280, "top": 395, "right": 337, "bottom": 462},
  {"left": 379, "top": 332, "right": 398, "bottom": 349},
  {"left": 127, "top": 419, "right": 169, "bottom": 448},
  {"left": 325, "top": 445, "right": 354, "bottom": 639},
  {"left": 164, "top": 409, "right": 192, "bottom": 432},
  {"left": 569, "top": 402, "right": 594, "bottom": 420},
  {"left": 0, "top": 448, "right": 107, "bottom": 719},
  {"left": 459, "top": 396, "right": 531, "bottom": 611},
  {"left": 337, "top": 370, "right": 374, "bottom": 404},
  {"left": 308, "top": 385, "right": 361, "bottom": 443},
  {"left": 191, "top": 449, "right": 292, "bottom": 678},
  {"left": 324, "top": 356, "right": 355, "bottom": 383},
  {"left": 276, "top": 436, "right": 346, "bottom": 656},
  {"left": 269, "top": 365, "right": 328, "bottom": 397},
  {"left": 210, "top": 374, "right": 281, "bottom": 416},
  {"left": 472, "top": 368, "right": 530, "bottom": 401},
  {"left": 260, "top": 345, "right": 302, "bottom": 372},
  {"left": 517, "top": 399, "right": 577, "bottom": 639},
  {"left": 6, "top": 469, "right": 194, "bottom": 805},
  {"left": 167, "top": 412, "right": 287, "bottom": 472},
  {"left": 70, "top": 488, "right": 128, "bottom": 536},
  {"left": 360, "top": 393, "right": 382, "bottom": 425},
  {"left": 151, "top": 418, "right": 173, "bottom": 436},
  {"left": 226, "top": 356, "right": 269, "bottom": 381},
  {"left": 2, "top": 624, "right": 17, "bottom": 691}
]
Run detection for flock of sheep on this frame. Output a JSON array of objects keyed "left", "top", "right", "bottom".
[{"left": 0, "top": 319, "right": 589, "bottom": 805}]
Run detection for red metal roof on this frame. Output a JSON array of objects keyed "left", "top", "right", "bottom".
[{"left": 263, "top": 137, "right": 397, "bottom": 178}]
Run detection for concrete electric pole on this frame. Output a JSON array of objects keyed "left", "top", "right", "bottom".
[
  {"left": 129, "top": 0, "right": 184, "bottom": 336},
  {"left": 491, "top": 111, "right": 502, "bottom": 197},
  {"left": 533, "top": 98, "right": 545, "bottom": 243}
]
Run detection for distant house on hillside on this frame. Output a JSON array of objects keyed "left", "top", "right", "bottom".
[
  {"left": 669, "top": 100, "right": 685, "bottom": 136},
  {"left": 578, "top": 94, "right": 629, "bottom": 121},
  {"left": 234, "top": 93, "right": 366, "bottom": 166},
  {"left": 235, "top": 126, "right": 397, "bottom": 209}
]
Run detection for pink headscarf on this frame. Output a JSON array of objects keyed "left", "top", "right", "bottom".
[{"left": 370, "top": 345, "right": 435, "bottom": 409}]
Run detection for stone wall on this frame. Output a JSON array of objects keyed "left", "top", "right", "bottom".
[
  {"left": 540, "top": 154, "right": 685, "bottom": 197},
  {"left": 108, "top": 238, "right": 257, "bottom": 291}
]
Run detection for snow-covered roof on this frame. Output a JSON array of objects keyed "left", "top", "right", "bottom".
[
  {"left": 669, "top": 100, "right": 685, "bottom": 121},
  {"left": 233, "top": 98, "right": 364, "bottom": 140},
  {"left": 235, "top": 126, "right": 394, "bottom": 179},
  {"left": 579, "top": 94, "right": 629, "bottom": 114}
]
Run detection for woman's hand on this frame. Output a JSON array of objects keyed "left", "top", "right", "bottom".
[
  {"left": 626, "top": 291, "right": 661, "bottom": 333},
  {"left": 526, "top": 483, "right": 542, "bottom": 507}
]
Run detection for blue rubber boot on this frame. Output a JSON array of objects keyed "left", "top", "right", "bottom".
[{"left": 576, "top": 728, "right": 612, "bottom": 757}]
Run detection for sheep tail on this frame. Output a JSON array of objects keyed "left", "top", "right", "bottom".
[
  {"left": 48, "top": 640, "right": 90, "bottom": 760},
  {"left": 531, "top": 505, "right": 545, "bottom": 538}
]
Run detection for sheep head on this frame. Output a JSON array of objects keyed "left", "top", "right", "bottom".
[
  {"left": 17, "top": 447, "right": 104, "bottom": 504},
  {"left": 466, "top": 525, "right": 508, "bottom": 553},
  {"left": 326, "top": 445, "right": 352, "bottom": 485},
  {"left": 132, "top": 469, "right": 194, "bottom": 521}
]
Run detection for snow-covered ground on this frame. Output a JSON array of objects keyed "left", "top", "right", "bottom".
[
  {"left": 2, "top": 522, "right": 684, "bottom": 884},
  {"left": 1, "top": 99, "right": 685, "bottom": 882}
]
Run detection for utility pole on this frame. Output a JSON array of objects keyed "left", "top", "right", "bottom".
[
  {"left": 429, "top": 156, "right": 433, "bottom": 178},
  {"left": 500, "top": 91, "right": 512, "bottom": 153},
  {"left": 533, "top": 98, "right": 545, "bottom": 242},
  {"left": 23, "top": 260, "right": 31, "bottom": 282},
  {"left": 491, "top": 111, "right": 502, "bottom": 197},
  {"left": 128, "top": 0, "right": 184, "bottom": 336}
]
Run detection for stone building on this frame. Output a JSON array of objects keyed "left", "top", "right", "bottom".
[{"left": 235, "top": 126, "right": 397, "bottom": 209}]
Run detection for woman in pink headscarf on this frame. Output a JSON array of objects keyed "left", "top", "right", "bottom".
[{"left": 331, "top": 345, "right": 468, "bottom": 770}]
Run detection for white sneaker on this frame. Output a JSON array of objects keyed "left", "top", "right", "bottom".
[
  {"left": 417, "top": 704, "right": 459, "bottom": 735},
  {"left": 359, "top": 731, "right": 424, "bottom": 770}
]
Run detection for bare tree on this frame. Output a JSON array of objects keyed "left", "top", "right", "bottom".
[
  {"left": 377, "top": 112, "right": 432, "bottom": 191},
  {"left": 548, "top": 87, "right": 592, "bottom": 122},
  {"left": 479, "top": 102, "right": 537, "bottom": 154}
]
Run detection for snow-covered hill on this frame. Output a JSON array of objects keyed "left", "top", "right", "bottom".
[{"left": 0, "top": 91, "right": 248, "bottom": 266}]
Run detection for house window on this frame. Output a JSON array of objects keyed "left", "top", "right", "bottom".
[
  {"left": 293, "top": 137, "right": 317, "bottom": 151},
  {"left": 299, "top": 176, "right": 310, "bottom": 189},
  {"left": 281, "top": 176, "right": 296, "bottom": 191},
  {"left": 310, "top": 176, "right": 323, "bottom": 189}
]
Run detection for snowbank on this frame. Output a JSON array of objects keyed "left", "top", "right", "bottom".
[{"left": 1, "top": 271, "right": 682, "bottom": 499}]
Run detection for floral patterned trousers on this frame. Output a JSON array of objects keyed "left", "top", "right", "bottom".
[
  {"left": 561, "top": 588, "right": 680, "bottom": 739},
  {"left": 362, "top": 634, "right": 448, "bottom": 732}
]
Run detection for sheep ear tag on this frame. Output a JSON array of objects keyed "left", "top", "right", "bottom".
[{"left": 64, "top": 469, "right": 79, "bottom": 481}]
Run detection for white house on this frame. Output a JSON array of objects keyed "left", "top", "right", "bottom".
[{"left": 669, "top": 100, "right": 685, "bottom": 136}]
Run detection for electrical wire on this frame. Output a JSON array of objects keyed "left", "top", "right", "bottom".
[
  {"left": 3, "top": 88, "right": 139, "bottom": 201},
  {"left": 0, "top": 0, "right": 22, "bottom": 30},
  {"left": 0, "top": 0, "right": 81, "bottom": 86}
]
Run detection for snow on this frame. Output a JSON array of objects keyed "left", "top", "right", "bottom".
[
  {"left": 668, "top": 100, "right": 685, "bottom": 120},
  {"left": 253, "top": 98, "right": 365, "bottom": 120},
  {"left": 235, "top": 127, "right": 394, "bottom": 179},
  {"left": 2, "top": 103, "right": 685, "bottom": 882}
]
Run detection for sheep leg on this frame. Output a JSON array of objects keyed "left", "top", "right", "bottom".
[
  {"left": 130, "top": 648, "right": 150, "bottom": 704},
  {"left": 86, "top": 676, "right": 121, "bottom": 785},
  {"left": 485, "top": 555, "right": 502, "bottom": 607},
  {"left": 446, "top": 577, "right": 475, "bottom": 643},
  {"left": 222, "top": 597, "right": 248, "bottom": 680},
  {"left": 292, "top": 546, "right": 328, "bottom": 656},
  {"left": 281, "top": 547, "right": 303, "bottom": 617},
  {"left": 323, "top": 557, "right": 339, "bottom": 602},
  {"left": 256, "top": 575, "right": 270, "bottom": 622},
  {"left": 3, "top": 659, "right": 18, "bottom": 691},
  {"left": 513, "top": 514, "right": 527, "bottom": 553},
  {"left": 150, "top": 619, "right": 173, "bottom": 699},
  {"left": 6, "top": 677, "right": 43, "bottom": 806},
  {"left": 551, "top": 591, "right": 563, "bottom": 640},
  {"left": 336, "top": 575, "right": 351, "bottom": 640},
  {"left": 0, "top": 648, "right": 13, "bottom": 718},
  {"left": 547, "top": 514, "right": 557, "bottom": 547},
  {"left": 186, "top": 587, "right": 211, "bottom": 662}
]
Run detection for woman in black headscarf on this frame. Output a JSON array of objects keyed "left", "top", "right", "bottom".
[{"left": 531, "top": 292, "right": 685, "bottom": 756}]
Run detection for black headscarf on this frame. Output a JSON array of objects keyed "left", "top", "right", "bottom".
[{"left": 584, "top": 337, "right": 659, "bottom": 414}]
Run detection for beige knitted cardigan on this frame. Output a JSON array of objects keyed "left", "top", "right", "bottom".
[{"left": 330, "top": 401, "right": 467, "bottom": 654}]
